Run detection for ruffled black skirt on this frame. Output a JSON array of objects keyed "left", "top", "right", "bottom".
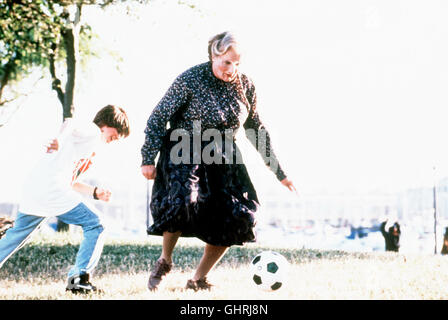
[{"left": 147, "top": 130, "right": 259, "bottom": 246}]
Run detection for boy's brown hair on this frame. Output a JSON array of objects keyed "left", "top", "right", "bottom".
[{"left": 93, "top": 105, "right": 130, "bottom": 138}]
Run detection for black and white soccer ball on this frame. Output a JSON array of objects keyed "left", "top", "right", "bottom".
[{"left": 250, "top": 251, "right": 289, "bottom": 291}]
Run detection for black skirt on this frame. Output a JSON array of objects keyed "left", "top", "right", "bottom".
[{"left": 147, "top": 130, "right": 259, "bottom": 246}]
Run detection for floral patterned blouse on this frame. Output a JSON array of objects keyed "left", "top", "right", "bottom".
[{"left": 141, "top": 62, "right": 286, "bottom": 181}]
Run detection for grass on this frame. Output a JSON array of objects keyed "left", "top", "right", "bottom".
[{"left": 1, "top": 230, "right": 448, "bottom": 300}]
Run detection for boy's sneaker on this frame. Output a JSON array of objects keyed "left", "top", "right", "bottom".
[{"left": 66, "top": 274, "right": 102, "bottom": 294}]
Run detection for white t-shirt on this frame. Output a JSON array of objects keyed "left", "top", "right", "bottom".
[{"left": 19, "top": 120, "right": 102, "bottom": 217}]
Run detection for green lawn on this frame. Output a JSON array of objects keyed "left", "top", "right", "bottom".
[{"left": 1, "top": 230, "right": 448, "bottom": 300}]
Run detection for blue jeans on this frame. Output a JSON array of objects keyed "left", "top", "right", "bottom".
[{"left": 0, "top": 202, "right": 105, "bottom": 278}]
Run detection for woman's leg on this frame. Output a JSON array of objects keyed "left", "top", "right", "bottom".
[
  {"left": 148, "top": 231, "right": 181, "bottom": 290},
  {"left": 160, "top": 231, "right": 181, "bottom": 263},
  {"left": 192, "top": 244, "right": 228, "bottom": 281}
]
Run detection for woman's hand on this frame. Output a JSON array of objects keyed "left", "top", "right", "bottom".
[
  {"left": 281, "top": 178, "right": 298, "bottom": 195},
  {"left": 142, "top": 165, "right": 157, "bottom": 180}
]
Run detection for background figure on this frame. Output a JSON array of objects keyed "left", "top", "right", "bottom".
[
  {"left": 380, "top": 220, "right": 401, "bottom": 252},
  {"left": 441, "top": 228, "right": 448, "bottom": 255}
]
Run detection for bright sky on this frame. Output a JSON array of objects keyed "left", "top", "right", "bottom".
[{"left": 1, "top": 0, "right": 448, "bottom": 204}]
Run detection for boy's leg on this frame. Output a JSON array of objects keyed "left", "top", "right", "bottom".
[
  {"left": 57, "top": 202, "right": 105, "bottom": 278},
  {"left": 0, "top": 213, "right": 46, "bottom": 268}
]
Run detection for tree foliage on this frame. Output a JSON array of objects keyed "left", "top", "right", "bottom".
[
  {"left": 0, "top": 0, "right": 196, "bottom": 111},
  {"left": 0, "top": 0, "right": 137, "bottom": 114},
  {"left": 0, "top": 0, "right": 63, "bottom": 105}
]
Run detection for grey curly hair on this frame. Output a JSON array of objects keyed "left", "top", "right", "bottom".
[{"left": 207, "top": 31, "right": 238, "bottom": 61}]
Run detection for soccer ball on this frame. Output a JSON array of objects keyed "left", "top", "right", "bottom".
[{"left": 250, "top": 251, "right": 289, "bottom": 291}]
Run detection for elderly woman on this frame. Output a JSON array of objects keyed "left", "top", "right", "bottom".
[{"left": 141, "top": 31, "right": 296, "bottom": 291}]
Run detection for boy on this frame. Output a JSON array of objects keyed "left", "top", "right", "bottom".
[{"left": 0, "top": 105, "right": 130, "bottom": 294}]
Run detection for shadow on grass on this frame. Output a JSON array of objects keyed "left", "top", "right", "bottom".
[{"left": 0, "top": 242, "right": 378, "bottom": 281}]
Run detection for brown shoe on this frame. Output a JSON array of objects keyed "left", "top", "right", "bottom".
[
  {"left": 185, "top": 277, "right": 213, "bottom": 291},
  {"left": 148, "top": 258, "right": 172, "bottom": 291}
]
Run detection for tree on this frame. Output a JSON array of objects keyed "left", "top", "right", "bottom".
[
  {"left": 1, "top": 0, "right": 197, "bottom": 230},
  {"left": 1, "top": 0, "right": 197, "bottom": 120},
  {"left": 0, "top": 0, "right": 136, "bottom": 119},
  {"left": 1, "top": 0, "right": 118, "bottom": 230},
  {"left": 0, "top": 0, "right": 62, "bottom": 106}
]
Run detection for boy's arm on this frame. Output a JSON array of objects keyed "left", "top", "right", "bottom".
[
  {"left": 45, "top": 119, "right": 74, "bottom": 153},
  {"left": 72, "top": 182, "right": 111, "bottom": 202},
  {"left": 45, "top": 139, "right": 59, "bottom": 153}
]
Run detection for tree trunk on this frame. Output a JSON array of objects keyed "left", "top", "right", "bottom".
[
  {"left": 0, "top": 59, "right": 14, "bottom": 105},
  {"left": 56, "top": 4, "right": 82, "bottom": 232},
  {"left": 56, "top": 219, "right": 70, "bottom": 232},
  {"left": 49, "top": 43, "right": 65, "bottom": 108},
  {"left": 62, "top": 28, "right": 76, "bottom": 119},
  {"left": 61, "top": 4, "right": 81, "bottom": 121}
]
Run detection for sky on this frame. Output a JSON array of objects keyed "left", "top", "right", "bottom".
[{"left": 1, "top": 0, "right": 448, "bottom": 205}]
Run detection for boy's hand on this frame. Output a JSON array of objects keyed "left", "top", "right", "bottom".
[
  {"left": 141, "top": 165, "right": 157, "bottom": 180},
  {"left": 96, "top": 188, "right": 112, "bottom": 202},
  {"left": 45, "top": 138, "right": 59, "bottom": 153}
]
